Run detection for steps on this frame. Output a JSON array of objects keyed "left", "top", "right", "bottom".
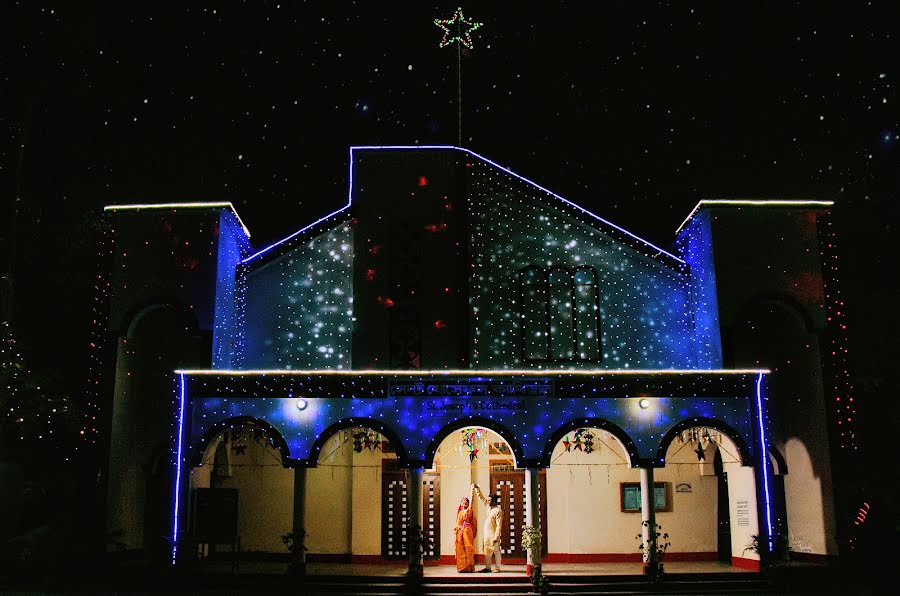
[
  {"left": 547, "top": 572, "right": 773, "bottom": 594},
  {"left": 289, "top": 572, "right": 774, "bottom": 595},
  {"left": 294, "top": 575, "right": 535, "bottom": 595}
]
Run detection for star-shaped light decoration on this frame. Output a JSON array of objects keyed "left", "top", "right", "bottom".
[{"left": 434, "top": 7, "right": 483, "bottom": 49}]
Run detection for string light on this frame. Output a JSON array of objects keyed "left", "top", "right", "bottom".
[
  {"left": 467, "top": 160, "right": 694, "bottom": 370},
  {"left": 433, "top": 7, "right": 483, "bottom": 49},
  {"left": 818, "top": 215, "right": 857, "bottom": 452}
]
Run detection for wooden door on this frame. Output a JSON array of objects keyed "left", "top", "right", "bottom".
[
  {"left": 489, "top": 470, "right": 547, "bottom": 558},
  {"left": 421, "top": 473, "right": 440, "bottom": 560},
  {"left": 381, "top": 463, "right": 441, "bottom": 560},
  {"left": 382, "top": 467, "right": 408, "bottom": 559}
]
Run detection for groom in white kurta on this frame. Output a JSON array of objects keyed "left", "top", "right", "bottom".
[{"left": 474, "top": 484, "right": 503, "bottom": 572}]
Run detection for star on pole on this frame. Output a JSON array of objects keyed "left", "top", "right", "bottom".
[{"left": 434, "top": 7, "right": 483, "bottom": 49}]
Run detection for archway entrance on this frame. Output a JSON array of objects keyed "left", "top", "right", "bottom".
[
  {"left": 305, "top": 425, "right": 417, "bottom": 561},
  {"left": 430, "top": 426, "right": 541, "bottom": 562},
  {"left": 191, "top": 421, "right": 292, "bottom": 555},
  {"left": 545, "top": 426, "right": 636, "bottom": 560},
  {"left": 658, "top": 426, "right": 758, "bottom": 569}
]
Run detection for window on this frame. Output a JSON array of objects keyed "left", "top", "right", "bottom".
[
  {"left": 521, "top": 266, "right": 547, "bottom": 360},
  {"left": 548, "top": 267, "right": 574, "bottom": 359},
  {"left": 520, "top": 266, "right": 601, "bottom": 362},
  {"left": 573, "top": 267, "right": 600, "bottom": 359}
]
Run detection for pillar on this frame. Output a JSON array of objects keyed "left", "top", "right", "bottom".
[
  {"left": 407, "top": 466, "right": 424, "bottom": 575},
  {"left": 524, "top": 466, "right": 542, "bottom": 576},
  {"left": 640, "top": 467, "right": 657, "bottom": 569},
  {"left": 290, "top": 466, "right": 307, "bottom": 575}
]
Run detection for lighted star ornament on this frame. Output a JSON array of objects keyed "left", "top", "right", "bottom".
[{"left": 434, "top": 7, "right": 483, "bottom": 49}]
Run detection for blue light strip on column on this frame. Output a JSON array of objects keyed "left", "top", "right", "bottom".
[
  {"left": 755, "top": 372, "right": 774, "bottom": 546},
  {"left": 171, "top": 373, "right": 187, "bottom": 565},
  {"left": 241, "top": 145, "right": 684, "bottom": 266}
]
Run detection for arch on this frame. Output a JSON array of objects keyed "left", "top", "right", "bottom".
[
  {"left": 423, "top": 417, "right": 525, "bottom": 470},
  {"left": 193, "top": 416, "right": 292, "bottom": 468},
  {"left": 540, "top": 418, "right": 640, "bottom": 468},
  {"left": 733, "top": 292, "right": 816, "bottom": 335},
  {"left": 305, "top": 417, "right": 409, "bottom": 468},
  {"left": 655, "top": 417, "right": 754, "bottom": 467},
  {"left": 769, "top": 446, "right": 788, "bottom": 476},
  {"left": 123, "top": 299, "right": 200, "bottom": 338}
]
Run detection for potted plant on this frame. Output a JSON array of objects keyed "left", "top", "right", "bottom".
[
  {"left": 521, "top": 524, "right": 542, "bottom": 578},
  {"left": 281, "top": 529, "right": 309, "bottom": 576},
  {"left": 636, "top": 521, "right": 670, "bottom": 582},
  {"left": 532, "top": 571, "right": 550, "bottom": 595}
]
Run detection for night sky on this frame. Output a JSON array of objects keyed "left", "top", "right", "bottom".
[{"left": 2, "top": 2, "right": 897, "bottom": 388}]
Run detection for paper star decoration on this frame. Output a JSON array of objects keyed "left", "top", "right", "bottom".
[
  {"left": 434, "top": 7, "right": 483, "bottom": 49},
  {"left": 694, "top": 444, "right": 706, "bottom": 461}
]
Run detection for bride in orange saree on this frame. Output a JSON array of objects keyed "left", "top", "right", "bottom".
[{"left": 454, "top": 484, "right": 477, "bottom": 572}]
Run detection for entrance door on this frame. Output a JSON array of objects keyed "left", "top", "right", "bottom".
[
  {"left": 420, "top": 473, "right": 441, "bottom": 560},
  {"left": 381, "top": 467, "right": 407, "bottom": 559},
  {"left": 488, "top": 470, "right": 547, "bottom": 558},
  {"left": 381, "top": 462, "right": 441, "bottom": 560}
]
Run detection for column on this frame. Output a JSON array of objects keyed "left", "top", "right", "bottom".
[
  {"left": 639, "top": 467, "right": 657, "bottom": 569},
  {"left": 524, "top": 466, "right": 543, "bottom": 576},
  {"left": 407, "top": 466, "right": 424, "bottom": 575},
  {"left": 290, "top": 466, "right": 307, "bottom": 575}
]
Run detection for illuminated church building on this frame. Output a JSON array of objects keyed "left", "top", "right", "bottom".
[{"left": 102, "top": 146, "right": 849, "bottom": 571}]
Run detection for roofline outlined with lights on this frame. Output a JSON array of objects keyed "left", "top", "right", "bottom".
[
  {"left": 241, "top": 145, "right": 688, "bottom": 266},
  {"left": 675, "top": 199, "right": 834, "bottom": 235},
  {"left": 104, "top": 201, "right": 252, "bottom": 238}
]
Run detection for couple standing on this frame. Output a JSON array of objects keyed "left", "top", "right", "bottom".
[{"left": 454, "top": 483, "right": 502, "bottom": 573}]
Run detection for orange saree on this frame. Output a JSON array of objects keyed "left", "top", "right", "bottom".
[{"left": 454, "top": 504, "right": 476, "bottom": 572}]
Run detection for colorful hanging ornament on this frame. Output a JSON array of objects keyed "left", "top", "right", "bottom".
[{"left": 461, "top": 427, "right": 482, "bottom": 460}]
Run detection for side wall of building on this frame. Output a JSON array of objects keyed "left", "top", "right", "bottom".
[{"left": 240, "top": 223, "right": 354, "bottom": 370}]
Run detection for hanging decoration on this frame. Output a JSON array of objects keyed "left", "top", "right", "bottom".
[
  {"left": 694, "top": 443, "right": 706, "bottom": 461},
  {"left": 562, "top": 428, "right": 596, "bottom": 454},
  {"left": 351, "top": 428, "right": 383, "bottom": 453},
  {"left": 676, "top": 427, "right": 718, "bottom": 461},
  {"left": 461, "top": 427, "right": 483, "bottom": 461}
]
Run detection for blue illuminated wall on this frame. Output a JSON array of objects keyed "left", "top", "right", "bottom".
[
  {"left": 675, "top": 209, "right": 724, "bottom": 368},
  {"left": 468, "top": 163, "right": 698, "bottom": 370},
  {"left": 212, "top": 210, "right": 251, "bottom": 368},
  {"left": 239, "top": 222, "right": 354, "bottom": 369}
]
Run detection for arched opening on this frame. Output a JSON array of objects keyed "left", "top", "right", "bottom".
[
  {"left": 657, "top": 425, "right": 759, "bottom": 569},
  {"left": 730, "top": 297, "right": 837, "bottom": 557},
  {"left": 191, "top": 419, "right": 292, "bottom": 554},
  {"left": 305, "top": 422, "right": 408, "bottom": 562},
  {"left": 429, "top": 424, "right": 525, "bottom": 564},
  {"left": 106, "top": 302, "right": 208, "bottom": 552},
  {"left": 544, "top": 424, "right": 638, "bottom": 560}
]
